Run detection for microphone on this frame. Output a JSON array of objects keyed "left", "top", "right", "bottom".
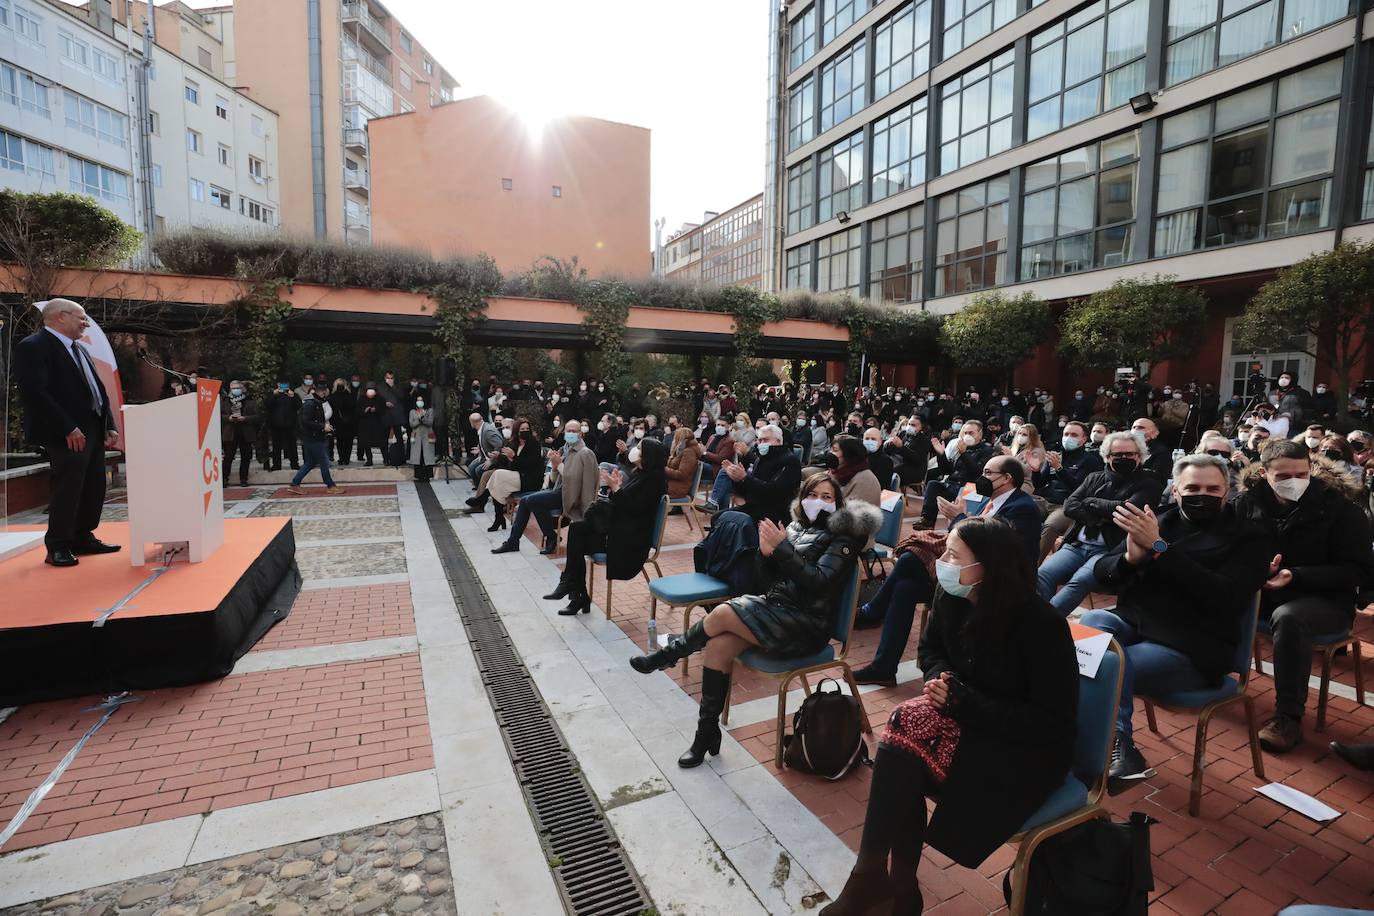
[{"left": 136, "top": 348, "right": 192, "bottom": 382}]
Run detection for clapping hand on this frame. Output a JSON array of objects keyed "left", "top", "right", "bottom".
[
  {"left": 1046, "top": 451, "right": 1063, "bottom": 470},
  {"left": 936, "top": 495, "right": 961, "bottom": 521},
  {"left": 757, "top": 518, "right": 786, "bottom": 557},
  {"left": 1264, "top": 553, "right": 1293, "bottom": 590},
  {"left": 501, "top": 446, "right": 515, "bottom": 459},
  {"left": 1113, "top": 502, "right": 1160, "bottom": 564},
  {"left": 607, "top": 468, "right": 624, "bottom": 492},
  {"left": 724, "top": 460, "right": 746, "bottom": 482}
]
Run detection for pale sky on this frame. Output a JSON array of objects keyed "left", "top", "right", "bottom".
[
  {"left": 178, "top": 0, "right": 771, "bottom": 251},
  {"left": 382, "top": 0, "right": 769, "bottom": 249}
]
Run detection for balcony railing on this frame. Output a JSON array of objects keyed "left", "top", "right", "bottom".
[
  {"left": 344, "top": 205, "right": 370, "bottom": 228},
  {"left": 342, "top": 1, "right": 391, "bottom": 51},
  {"left": 344, "top": 168, "right": 370, "bottom": 192},
  {"left": 344, "top": 127, "right": 368, "bottom": 151},
  {"left": 342, "top": 37, "right": 392, "bottom": 86}
]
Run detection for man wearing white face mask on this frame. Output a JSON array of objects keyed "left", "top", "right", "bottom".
[
  {"left": 1273, "top": 372, "right": 1311, "bottom": 427},
  {"left": 1233, "top": 440, "right": 1374, "bottom": 752},
  {"left": 701, "top": 424, "right": 801, "bottom": 523},
  {"left": 917, "top": 421, "right": 995, "bottom": 528}
]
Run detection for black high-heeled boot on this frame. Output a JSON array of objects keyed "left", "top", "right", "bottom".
[
  {"left": 487, "top": 502, "right": 507, "bottom": 532},
  {"left": 629, "top": 620, "right": 708, "bottom": 673},
  {"left": 543, "top": 574, "right": 573, "bottom": 601},
  {"left": 557, "top": 590, "right": 591, "bottom": 616},
  {"left": 679, "top": 666, "right": 730, "bottom": 768},
  {"left": 466, "top": 492, "right": 489, "bottom": 511}
]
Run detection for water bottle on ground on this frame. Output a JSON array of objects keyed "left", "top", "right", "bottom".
[{"left": 646, "top": 617, "right": 657, "bottom": 653}]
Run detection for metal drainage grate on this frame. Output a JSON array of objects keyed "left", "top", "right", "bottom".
[{"left": 417, "top": 484, "right": 653, "bottom": 916}]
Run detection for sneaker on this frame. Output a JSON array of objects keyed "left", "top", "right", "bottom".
[
  {"left": 1108, "top": 733, "right": 1154, "bottom": 789},
  {"left": 1259, "top": 715, "right": 1302, "bottom": 753},
  {"left": 324, "top": 486, "right": 347, "bottom": 495},
  {"left": 852, "top": 665, "right": 897, "bottom": 688},
  {"left": 286, "top": 486, "right": 307, "bottom": 496},
  {"left": 698, "top": 500, "right": 720, "bottom": 513}
]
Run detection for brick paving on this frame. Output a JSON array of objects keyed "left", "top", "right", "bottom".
[
  {"left": 527, "top": 485, "right": 1374, "bottom": 913},
  {"left": 254, "top": 583, "right": 415, "bottom": 652},
  {"left": 269, "top": 484, "right": 398, "bottom": 499},
  {"left": 0, "top": 653, "right": 431, "bottom": 854}
]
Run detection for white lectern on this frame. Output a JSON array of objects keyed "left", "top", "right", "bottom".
[{"left": 122, "top": 380, "right": 225, "bottom": 565}]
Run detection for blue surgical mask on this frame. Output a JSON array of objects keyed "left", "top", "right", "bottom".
[
  {"left": 564, "top": 432, "right": 579, "bottom": 445},
  {"left": 935, "top": 559, "right": 980, "bottom": 598},
  {"left": 757, "top": 443, "right": 771, "bottom": 455},
  {"left": 863, "top": 439, "right": 879, "bottom": 453},
  {"left": 230, "top": 387, "right": 242, "bottom": 396}
]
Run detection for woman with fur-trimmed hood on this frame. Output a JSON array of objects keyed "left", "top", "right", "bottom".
[{"left": 629, "top": 472, "right": 883, "bottom": 768}]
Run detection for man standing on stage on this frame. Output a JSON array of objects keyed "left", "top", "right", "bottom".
[{"left": 14, "top": 298, "right": 121, "bottom": 567}]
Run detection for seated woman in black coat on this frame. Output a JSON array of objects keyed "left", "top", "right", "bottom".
[
  {"left": 629, "top": 473, "right": 883, "bottom": 768},
  {"left": 824, "top": 516, "right": 1078, "bottom": 916},
  {"left": 464, "top": 416, "right": 544, "bottom": 530},
  {"left": 545, "top": 437, "right": 667, "bottom": 615}
]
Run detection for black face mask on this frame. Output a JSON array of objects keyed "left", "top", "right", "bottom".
[
  {"left": 1323, "top": 449, "right": 1344, "bottom": 462},
  {"left": 973, "top": 475, "right": 996, "bottom": 497},
  {"left": 1109, "top": 457, "right": 1138, "bottom": 476},
  {"left": 1179, "top": 493, "right": 1224, "bottom": 524}
]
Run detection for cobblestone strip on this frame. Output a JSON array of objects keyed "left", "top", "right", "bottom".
[{"left": 4, "top": 815, "right": 456, "bottom": 916}]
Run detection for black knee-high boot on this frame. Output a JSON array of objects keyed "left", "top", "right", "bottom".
[
  {"left": 821, "top": 745, "right": 928, "bottom": 916},
  {"left": 629, "top": 620, "right": 709, "bottom": 673},
  {"left": 679, "top": 666, "right": 730, "bottom": 768}
]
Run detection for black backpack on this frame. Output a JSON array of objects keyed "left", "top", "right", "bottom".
[
  {"left": 1004, "top": 812, "right": 1156, "bottom": 915},
  {"left": 782, "top": 679, "right": 870, "bottom": 780}
]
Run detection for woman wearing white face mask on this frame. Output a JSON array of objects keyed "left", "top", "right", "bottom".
[
  {"left": 408, "top": 396, "right": 436, "bottom": 481},
  {"left": 824, "top": 517, "right": 1077, "bottom": 915},
  {"left": 629, "top": 474, "right": 882, "bottom": 767}
]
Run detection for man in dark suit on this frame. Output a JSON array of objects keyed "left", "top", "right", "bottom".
[{"left": 14, "top": 298, "right": 121, "bottom": 566}]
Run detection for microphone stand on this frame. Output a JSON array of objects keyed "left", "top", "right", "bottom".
[{"left": 135, "top": 349, "right": 193, "bottom": 384}]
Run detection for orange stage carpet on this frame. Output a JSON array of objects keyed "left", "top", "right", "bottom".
[{"left": 0, "top": 518, "right": 299, "bottom": 706}]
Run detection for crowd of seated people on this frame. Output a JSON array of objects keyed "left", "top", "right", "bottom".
[{"left": 449, "top": 369, "right": 1374, "bottom": 912}]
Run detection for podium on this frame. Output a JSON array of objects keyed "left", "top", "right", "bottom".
[{"left": 122, "top": 380, "right": 225, "bottom": 565}]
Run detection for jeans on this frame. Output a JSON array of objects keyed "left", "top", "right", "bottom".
[
  {"left": 1079, "top": 609, "right": 1210, "bottom": 738},
  {"left": 467, "top": 455, "right": 487, "bottom": 480},
  {"left": 508, "top": 487, "right": 562, "bottom": 544},
  {"left": 1037, "top": 541, "right": 1107, "bottom": 615},
  {"left": 291, "top": 438, "right": 335, "bottom": 488},
  {"left": 709, "top": 467, "right": 735, "bottom": 507},
  {"left": 858, "top": 553, "right": 936, "bottom": 677},
  {"left": 1265, "top": 593, "right": 1353, "bottom": 719}
]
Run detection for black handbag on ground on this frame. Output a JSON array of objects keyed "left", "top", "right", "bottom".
[
  {"left": 1004, "top": 811, "right": 1156, "bottom": 915},
  {"left": 781, "top": 679, "right": 871, "bottom": 780}
]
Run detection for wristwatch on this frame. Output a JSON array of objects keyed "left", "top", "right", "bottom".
[{"left": 1151, "top": 538, "right": 1168, "bottom": 555}]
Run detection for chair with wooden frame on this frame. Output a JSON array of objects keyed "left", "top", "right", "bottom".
[
  {"left": 588, "top": 495, "right": 670, "bottom": 620},
  {"left": 1005, "top": 637, "right": 1125, "bottom": 915},
  {"left": 667, "top": 460, "right": 706, "bottom": 532},
  {"left": 1252, "top": 617, "right": 1366, "bottom": 732},
  {"left": 722, "top": 564, "right": 870, "bottom": 768},
  {"left": 1140, "top": 593, "right": 1267, "bottom": 816}
]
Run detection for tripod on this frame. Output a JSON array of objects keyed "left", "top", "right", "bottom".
[{"left": 429, "top": 384, "right": 459, "bottom": 485}]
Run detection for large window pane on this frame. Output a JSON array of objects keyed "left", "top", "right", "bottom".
[
  {"left": 1169, "top": 0, "right": 1219, "bottom": 38},
  {"left": 1266, "top": 179, "right": 1330, "bottom": 237},
  {"left": 1155, "top": 211, "right": 1201, "bottom": 254},
  {"left": 1270, "top": 100, "right": 1337, "bottom": 184},
  {"left": 1218, "top": 0, "right": 1278, "bottom": 66},
  {"left": 1096, "top": 224, "right": 1133, "bottom": 266},
  {"left": 1205, "top": 194, "right": 1263, "bottom": 245},
  {"left": 1209, "top": 125, "right": 1269, "bottom": 198},
  {"left": 1278, "top": 57, "right": 1343, "bottom": 110},
  {"left": 1099, "top": 163, "right": 1137, "bottom": 223},
  {"left": 1064, "top": 21, "right": 1105, "bottom": 85},
  {"left": 1215, "top": 83, "right": 1271, "bottom": 131},
  {"left": 874, "top": 0, "right": 932, "bottom": 98},
  {"left": 1106, "top": 0, "right": 1147, "bottom": 66},
  {"left": 1023, "top": 188, "right": 1056, "bottom": 241},
  {"left": 1280, "top": 0, "right": 1346, "bottom": 38},
  {"left": 1167, "top": 28, "right": 1216, "bottom": 84}
]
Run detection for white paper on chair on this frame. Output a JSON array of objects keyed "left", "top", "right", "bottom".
[
  {"left": 880, "top": 491, "right": 903, "bottom": 512},
  {"left": 1254, "top": 783, "right": 1341, "bottom": 822},
  {"left": 1074, "top": 631, "right": 1112, "bottom": 679}
]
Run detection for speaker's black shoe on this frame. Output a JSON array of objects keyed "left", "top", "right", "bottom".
[
  {"left": 45, "top": 549, "right": 79, "bottom": 567},
  {"left": 72, "top": 539, "right": 121, "bottom": 555}
]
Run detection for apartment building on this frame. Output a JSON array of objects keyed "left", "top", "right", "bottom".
[
  {"left": 658, "top": 194, "right": 766, "bottom": 289},
  {"left": 368, "top": 95, "right": 651, "bottom": 277},
  {"left": 196, "top": 0, "right": 459, "bottom": 243},
  {"left": 1, "top": 0, "right": 140, "bottom": 225},
  {"left": 768, "top": 0, "right": 1374, "bottom": 394},
  {"left": 121, "top": 1, "right": 279, "bottom": 233}
]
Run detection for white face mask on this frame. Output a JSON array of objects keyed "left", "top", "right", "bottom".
[
  {"left": 415, "top": 399, "right": 425, "bottom": 408},
  {"left": 961, "top": 434, "right": 977, "bottom": 447},
  {"left": 502, "top": 427, "right": 513, "bottom": 439},
  {"left": 1062, "top": 435, "right": 1082, "bottom": 450},
  {"left": 935, "top": 559, "right": 980, "bottom": 598},
  {"left": 628, "top": 446, "right": 641, "bottom": 465},
  {"left": 1304, "top": 436, "right": 1321, "bottom": 449},
  {"left": 1271, "top": 477, "right": 1310, "bottom": 502},
  {"left": 905, "top": 425, "right": 916, "bottom": 435},
  {"left": 633, "top": 429, "right": 645, "bottom": 439},
  {"left": 715, "top": 424, "right": 728, "bottom": 436},
  {"left": 1091, "top": 432, "right": 1106, "bottom": 443},
  {"left": 801, "top": 496, "right": 831, "bottom": 521}
]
